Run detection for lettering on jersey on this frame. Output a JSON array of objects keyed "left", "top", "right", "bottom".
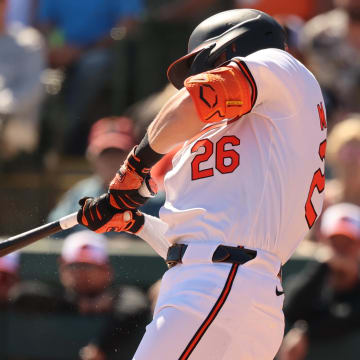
[
  {"left": 191, "top": 139, "right": 214, "bottom": 180},
  {"left": 305, "top": 164, "right": 325, "bottom": 228},
  {"left": 304, "top": 103, "right": 327, "bottom": 228},
  {"left": 191, "top": 136, "right": 240, "bottom": 181},
  {"left": 216, "top": 136, "right": 240, "bottom": 174},
  {"left": 318, "top": 139, "right": 326, "bottom": 160},
  {"left": 317, "top": 102, "right": 327, "bottom": 130}
]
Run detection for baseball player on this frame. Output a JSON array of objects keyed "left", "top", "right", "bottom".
[{"left": 77, "top": 9, "right": 327, "bottom": 359}]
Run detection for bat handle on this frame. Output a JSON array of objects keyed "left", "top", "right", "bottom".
[
  {"left": 61, "top": 181, "right": 153, "bottom": 230},
  {"left": 66, "top": 180, "right": 153, "bottom": 229},
  {"left": 0, "top": 180, "right": 157, "bottom": 257},
  {"left": 51, "top": 180, "right": 154, "bottom": 231},
  {"left": 0, "top": 212, "right": 79, "bottom": 257},
  {"left": 59, "top": 212, "right": 79, "bottom": 230}
]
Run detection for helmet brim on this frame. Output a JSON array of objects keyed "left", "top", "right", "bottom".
[
  {"left": 167, "top": 26, "right": 249, "bottom": 90},
  {"left": 167, "top": 49, "right": 201, "bottom": 90}
]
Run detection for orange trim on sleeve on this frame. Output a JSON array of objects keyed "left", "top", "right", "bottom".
[
  {"left": 184, "top": 64, "right": 253, "bottom": 124},
  {"left": 232, "top": 59, "right": 258, "bottom": 108}
]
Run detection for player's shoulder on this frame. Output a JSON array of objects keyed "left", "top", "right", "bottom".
[
  {"left": 237, "top": 48, "right": 317, "bottom": 89},
  {"left": 230, "top": 48, "right": 322, "bottom": 112},
  {"left": 246, "top": 47, "right": 291, "bottom": 60},
  {"left": 242, "top": 48, "right": 303, "bottom": 72}
]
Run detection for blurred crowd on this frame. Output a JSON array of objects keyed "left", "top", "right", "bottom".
[
  {"left": 1, "top": 0, "right": 360, "bottom": 359},
  {"left": 0, "top": 231, "right": 155, "bottom": 360}
]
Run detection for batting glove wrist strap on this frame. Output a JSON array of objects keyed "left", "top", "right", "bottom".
[
  {"left": 133, "top": 133, "right": 164, "bottom": 174},
  {"left": 108, "top": 144, "right": 159, "bottom": 211}
]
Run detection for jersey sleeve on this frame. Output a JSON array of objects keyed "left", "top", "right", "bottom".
[
  {"left": 184, "top": 62, "right": 254, "bottom": 123},
  {"left": 185, "top": 48, "right": 302, "bottom": 123},
  {"left": 237, "top": 48, "right": 303, "bottom": 118}
]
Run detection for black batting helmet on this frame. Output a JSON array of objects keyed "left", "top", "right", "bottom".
[{"left": 167, "top": 9, "right": 286, "bottom": 89}]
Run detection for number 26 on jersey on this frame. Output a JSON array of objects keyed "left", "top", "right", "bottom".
[{"left": 191, "top": 135, "right": 240, "bottom": 180}]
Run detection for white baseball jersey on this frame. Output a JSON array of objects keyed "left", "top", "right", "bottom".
[{"left": 160, "top": 48, "right": 327, "bottom": 265}]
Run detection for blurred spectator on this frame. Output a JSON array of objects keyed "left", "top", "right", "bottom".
[
  {"left": 5, "top": 0, "right": 38, "bottom": 27},
  {"left": 9, "top": 278, "right": 64, "bottom": 313},
  {"left": 271, "top": 15, "right": 307, "bottom": 63},
  {"left": 325, "top": 114, "right": 360, "bottom": 207},
  {"left": 47, "top": 116, "right": 134, "bottom": 235},
  {"left": 235, "top": 0, "right": 333, "bottom": 20},
  {"left": 36, "top": 0, "right": 144, "bottom": 155},
  {"left": 127, "top": 0, "right": 233, "bottom": 102},
  {"left": 0, "top": 0, "right": 45, "bottom": 161},
  {"left": 150, "top": 0, "right": 232, "bottom": 23},
  {"left": 59, "top": 231, "right": 150, "bottom": 360},
  {"left": 47, "top": 116, "right": 164, "bottom": 237},
  {"left": 0, "top": 252, "right": 19, "bottom": 309},
  {"left": 0, "top": 252, "right": 63, "bottom": 314},
  {"left": 2, "top": 252, "right": 63, "bottom": 314},
  {"left": 300, "top": 0, "right": 360, "bottom": 122},
  {"left": 278, "top": 203, "right": 360, "bottom": 360}
]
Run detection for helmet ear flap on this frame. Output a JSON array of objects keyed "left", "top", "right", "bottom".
[{"left": 189, "top": 43, "right": 216, "bottom": 77}]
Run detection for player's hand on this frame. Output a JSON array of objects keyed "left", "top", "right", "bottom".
[
  {"left": 108, "top": 147, "right": 158, "bottom": 210},
  {"left": 77, "top": 194, "right": 144, "bottom": 234}
]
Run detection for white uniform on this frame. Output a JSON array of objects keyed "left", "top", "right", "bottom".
[{"left": 135, "top": 48, "right": 327, "bottom": 359}]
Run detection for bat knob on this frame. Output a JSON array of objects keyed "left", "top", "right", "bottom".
[{"left": 123, "top": 211, "right": 132, "bottom": 222}]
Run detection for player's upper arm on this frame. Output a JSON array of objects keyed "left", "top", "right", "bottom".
[
  {"left": 185, "top": 48, "right": 308, "bottom": 123},
  {"left": 184, "top": 61, "right": 256, "bottom": 123},
  {"left": 239, "top": 48, "right": 307, "bottom": 116}
]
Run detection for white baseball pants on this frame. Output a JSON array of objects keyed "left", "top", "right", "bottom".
[{"left": 133, "top": 245, "right": 285, "bottom": 360}]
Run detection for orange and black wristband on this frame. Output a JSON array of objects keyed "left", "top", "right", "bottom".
[{"left": 130, "top": 133, "right": 164, "bottom": 176}]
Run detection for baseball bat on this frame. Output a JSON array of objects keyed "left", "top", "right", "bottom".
[
  {"left": 0, "top": 181, "right": 154, "bottom": 257},
  {"left": 0, "top": 212, "right": 78, "bottom": 257}
]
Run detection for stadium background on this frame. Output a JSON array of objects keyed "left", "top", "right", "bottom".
[{"left": 1, "top": 0, "right": 360, "bottom": 359}]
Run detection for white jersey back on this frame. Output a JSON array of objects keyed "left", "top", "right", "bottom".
[{"left": 160, "top": 48, "right": 327, "bottom": 264}]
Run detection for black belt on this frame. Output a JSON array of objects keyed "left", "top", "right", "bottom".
[{"left": 165, "top": 244, "right": 257, "bottom": 269}]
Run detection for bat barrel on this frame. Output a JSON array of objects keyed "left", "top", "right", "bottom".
[
  {"left": 0, "top": 212, "right": 78, "bottom": 257},
  {"left": 0, "top": 221, "right": 61, "bottom": 257}
]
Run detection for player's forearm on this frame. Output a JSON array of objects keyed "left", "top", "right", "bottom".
[{"left": 147, "top": 88, "right": 204, "bottom": 154}]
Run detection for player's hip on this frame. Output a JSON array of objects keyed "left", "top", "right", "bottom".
[
  {"left": 164, "top": 241, "right": 282, "bottom": 277},
  {"left": 155, "top": 244, "right": 284, "bottom": 321}
]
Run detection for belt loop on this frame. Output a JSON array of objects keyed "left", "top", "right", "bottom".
[
  {"left": 165, "top": 244, "right": 257, "bottom": 268},
  {"left": 166, "top": 244, "right": 187, "bottom": 268}
]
